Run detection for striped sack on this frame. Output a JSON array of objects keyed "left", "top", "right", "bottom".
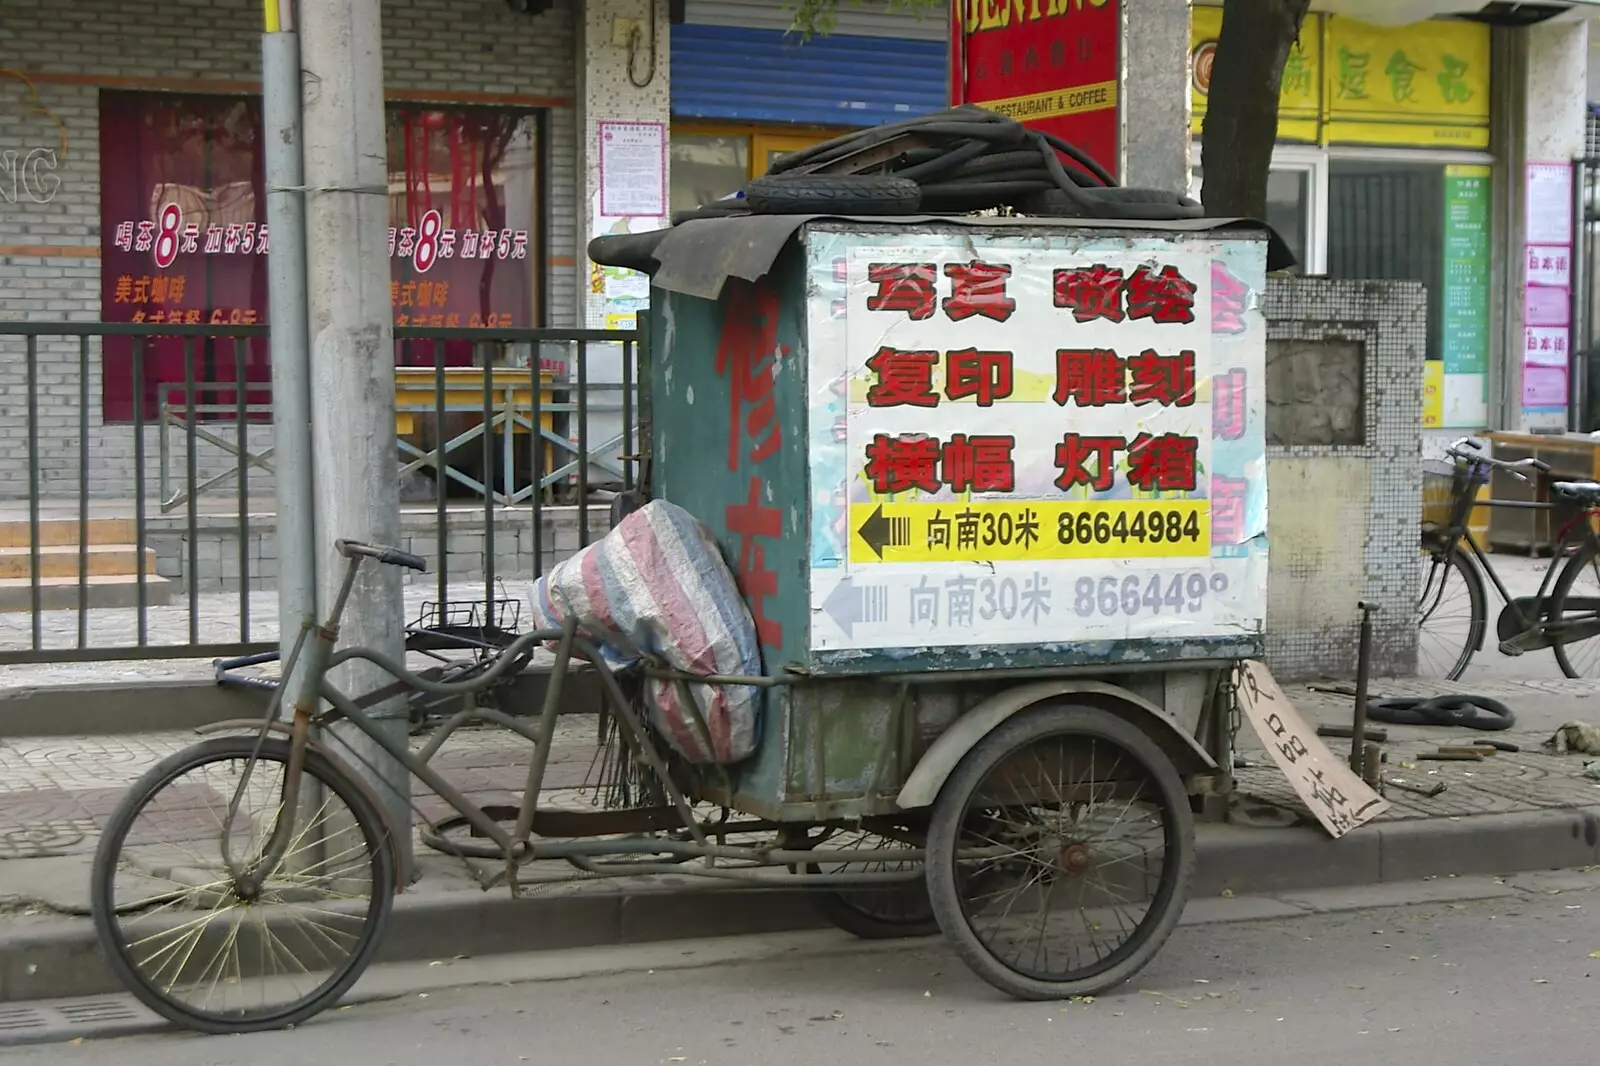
[{"left": 526, "top": 499, "right": 762, "bottom": 764}]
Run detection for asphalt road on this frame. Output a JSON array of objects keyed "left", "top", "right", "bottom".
[{"left": 10, "top": 876, "right": 1600, "bottom": 1066}]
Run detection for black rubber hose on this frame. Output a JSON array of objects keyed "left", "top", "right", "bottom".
[{"left": 1363, "top": 695, "right": 1516, "bottom": 731}]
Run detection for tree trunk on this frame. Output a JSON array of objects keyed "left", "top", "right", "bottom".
[{"left": 1200, "top": 0, "right": 1312, "bottom": 221}]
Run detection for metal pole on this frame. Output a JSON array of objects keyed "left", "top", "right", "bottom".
[
  {"left": 1349, "top": 601, "right": 1377, "bottom": 776},
  {"left": 1571, "top": 158, "right": 1590, "bottom": 432},
  {"left": 261, "top": 0, "right": 316, "bottom": 707},
  {"left": 300, "top": 0, "right": 413, "bottom": 877}
]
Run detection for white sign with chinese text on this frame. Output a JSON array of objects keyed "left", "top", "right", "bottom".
[
  {"left": 1236, "top": 660, "right": 1388, "bottom": 838},
  {"left": 803, "top": 229, "right": 1269, "bottom": 653},
  {"left": 598, "top": 121, "right": 667, "bottom": 218}
]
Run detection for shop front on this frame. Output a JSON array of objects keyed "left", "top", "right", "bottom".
[
  {"left": 1190, "top": 7, "right": 1496, "bottom": 434},
  {"left": 666, "top": 0, "right": 947, "bottom": 214}
]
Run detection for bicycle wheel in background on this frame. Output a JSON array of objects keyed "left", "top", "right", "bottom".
[
  {"left": 91, "top": 736, "right": 396, "bottom": 1034},
  {"left": 1547, "top": 541, "right": 1600, "bottom": 678},
  {"left": 1417, "top": 535, "right": 1486, "bottom": 680}
]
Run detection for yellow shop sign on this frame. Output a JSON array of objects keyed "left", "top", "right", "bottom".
[
  {"left": 1323, "top": 16, "right": 1491, "bottom": 149},
  {"left": 1189, "top": 7, "right": 1491, "bottom": 150},
  {"left": 1191, "top": 7, "right": 1321, "bottom": 143}
]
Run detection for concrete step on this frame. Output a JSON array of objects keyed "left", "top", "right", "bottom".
[
  {"left": 0, "top": 545, "right": 157, "bottom": 581},
  {"left": 0, "top": 574, "right": 174, "bottom": 612},
  {"left": 0, "top": 519, "right": 137, "bottom": 549}
]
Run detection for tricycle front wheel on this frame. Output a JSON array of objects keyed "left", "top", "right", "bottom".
[{"left": 925, "top": 703, "right": 1194, "bottom": 1001}]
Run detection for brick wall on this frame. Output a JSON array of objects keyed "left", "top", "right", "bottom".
[{"left": 0, "top": 0, "right": 579, "bottom": 500}]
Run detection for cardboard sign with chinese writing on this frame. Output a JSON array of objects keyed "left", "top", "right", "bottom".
[
  {"left": 802, "top": 227, "right": 1269, "bottom": 653},
  {"left": 1237, "top": 659, "right": 1389, "bottom": 838}
]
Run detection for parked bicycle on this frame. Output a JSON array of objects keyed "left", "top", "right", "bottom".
[{"left": 1419, "top": 436, "right": 1600, "bottom": 678}]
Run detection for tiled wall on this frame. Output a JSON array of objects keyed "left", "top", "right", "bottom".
[{"left": 1263, "top": 277, "right": 1426, "bottom": 679}]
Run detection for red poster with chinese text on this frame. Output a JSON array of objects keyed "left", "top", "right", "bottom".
[
  {"left": 98, "top": 93, "right": 542, "bottom": 423},
  {"left": 98, "top": 92, "right": 271, "bottom": 424},
  {"left": 949, "top": 0, "right": 1122, "bottom": 182}
]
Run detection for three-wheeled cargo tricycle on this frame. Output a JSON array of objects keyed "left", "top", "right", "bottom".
[{"left": 90, "top": 212, "right": 1274, "bottom": 1034}]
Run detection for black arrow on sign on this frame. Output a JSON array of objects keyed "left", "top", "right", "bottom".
[
  {"left": 858, "top": 504, "right": 892, "bottom": 559},
  {"left": 857, "top": 505, "right": 910, "bottom": 559}
]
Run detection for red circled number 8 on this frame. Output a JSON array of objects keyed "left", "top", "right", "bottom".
[
  {"left": 413, "top": 209, "right": 442, "bottom": 273},
  {"left": 153, "top": 204, "right": 183, "bottom": 269}
]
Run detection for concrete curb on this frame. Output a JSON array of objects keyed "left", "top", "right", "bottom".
[{"left": 4, "top": 806, "right": 1597, "bottom": 1003}]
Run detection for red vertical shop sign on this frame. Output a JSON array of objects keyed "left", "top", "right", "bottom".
[{"left": 948, "top": 0, "right": 1122, "bottom": 182}]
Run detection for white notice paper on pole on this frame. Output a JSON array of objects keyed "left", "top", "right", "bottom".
[
  {"left": 1525, "top": 163, "right": 1573, "bottom": 246},
  {"left": 1236, "top": 660, "right": 1389, "bottom": 838},
  {"left": 598, "top": 121, "right": 666, "bottom": 218}
]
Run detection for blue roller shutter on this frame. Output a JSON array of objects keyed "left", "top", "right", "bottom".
[{"left": 670, "top": 23, "right": 947, "bottom": 128}]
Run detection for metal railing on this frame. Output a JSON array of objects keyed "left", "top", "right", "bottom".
[{"left": 0, "top": 319, "right": 648, "bottom": 665}]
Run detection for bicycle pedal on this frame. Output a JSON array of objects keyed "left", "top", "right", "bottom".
[{"left": 1496, "top": 640, "right": 1527, "bottom": 657}]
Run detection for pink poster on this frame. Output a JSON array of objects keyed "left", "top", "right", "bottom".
[
  {"left": 1524, "top": 364, "right": 1568, "bottom": 408},
  {"left": 1525, "top": 284, "right": 1570, "bottom": 327}
]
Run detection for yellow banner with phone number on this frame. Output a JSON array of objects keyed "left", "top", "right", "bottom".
[{"left": 848, "top": 500, "right": 1211, "bottom": 565}]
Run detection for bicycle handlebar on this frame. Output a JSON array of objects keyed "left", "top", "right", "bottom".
[
  {"left": 1443, "top": 437, "right": 1550, "bottom": 482},
  {"left": 335, "top": 539, "right": 428, "bottom": 573}
]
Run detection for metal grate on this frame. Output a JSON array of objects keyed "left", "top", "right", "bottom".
[
  {"left": 1587, "top": 104, "right": 1600, "bottom": 159},
  {"left": 0, "top": 995, "right": 160, "bottom": 1047}
]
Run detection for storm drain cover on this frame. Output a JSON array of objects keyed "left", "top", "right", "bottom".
[{"left": 0, "top": 995, "right": 161, "bottom": 1046}]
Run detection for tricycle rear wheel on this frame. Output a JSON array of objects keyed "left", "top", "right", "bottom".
[{"left": 925, "top": 702, "right": 1194, "bottom": 1000}]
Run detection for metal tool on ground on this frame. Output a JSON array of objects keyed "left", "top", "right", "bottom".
[
  {"left": 1387, "top": 777, "right": 1449, "bottom": 798},
  {"left": 1419, "top": 750, "right": 1485, "bottom": 762}
]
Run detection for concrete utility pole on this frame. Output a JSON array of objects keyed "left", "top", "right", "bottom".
[
  {"left": 261, "top": 0, "right": 316, "bottom": 702},
  {"left": 299, "top": 0, "right": 414, "bottom": 876}
]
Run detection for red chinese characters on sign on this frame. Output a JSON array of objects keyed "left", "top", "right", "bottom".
[
  {"left": 865, "top": 347, "right": 1016, "bottom": 408},
  {"left": 866, "top": 263, "right": 938, "bottom": 320},
  {"left": 1052, "top": 433, "right": 1199, "bottom": 494},
  {"left": 1054, "top": 264, "right": 1124, "bottom": 323},
  {"left": 1054, "top": 348, "right": 1195, "bottom": 409},
  {"left": 866, "top": 347, "right": 940, "bottom": 408},
  {"left": 1054, "top": 435, "right": 1124, "bottom": 492},
  {"left": 1213, "top": 368, "right": 1248, "bottom": 441},
  {"left": 716, "top": 278, "right": 787, "bottom": 650},
  {"left": 1129, "top": 349, "right": 1196, "bottom": 407},
  {"left": 942, "top": 261, "right": 1016, "bottom": 323},
  {"left": 1211, "top": 474, "right": 1250, "bottom": 545},
  {"left": 944, "top": 349, "right": 1014, "bottom": 406},
  {"left": 1211, "top": 261, "right": 1249, "bottom": 335},
  {"left": 1127, "top": 432, "right": 1199, "bottom": 492},
  {"left": 864, "top": 433, "right": 1018, "bottom": 495},
  {"left": 1054, "top": 262, "right": 1198, "bottom": 325},
  {"left": 942, "top": 434, "right": 1017, "bottom": 493},
  {"left": 1126, "top": 265, "right": 1197, "bottom": 325},
  {"left": 1054, "top": 348, "right": 1125, "bottom": 406}
]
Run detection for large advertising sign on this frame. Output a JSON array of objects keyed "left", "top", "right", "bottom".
[
  {"left": 805, "top": 228, "right": 1269, "bottom": 653},
  {"left": 949, "top": 0, "right": 1121, "bottom": 181}
]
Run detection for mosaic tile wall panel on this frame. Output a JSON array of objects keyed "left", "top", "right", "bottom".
[{"left": 1263, "top": 277, "right": 1426, "bottom": 679}]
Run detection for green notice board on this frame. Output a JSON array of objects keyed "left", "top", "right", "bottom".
[{"left": 1442, "top": 164, "right": 1491, "bottom": 378}]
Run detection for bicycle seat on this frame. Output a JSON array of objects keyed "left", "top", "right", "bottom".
[{"left": 1552, "top": 480, "right": 1600, "bottom": 503}]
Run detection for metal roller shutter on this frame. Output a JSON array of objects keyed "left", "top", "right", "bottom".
[
  {"left": 682, "top": 0, "right": 947, "bottom": 40},
  {"left": 670, "top": 23, "right": 947, "bottom": 127}
]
